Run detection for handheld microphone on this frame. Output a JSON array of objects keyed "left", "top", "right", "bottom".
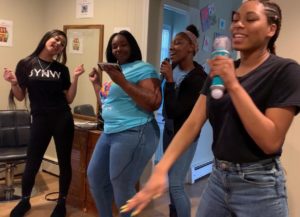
[
  {"left": 160, "top": 58, "right": 170, "bottom": 80},
  {"left": 210, "top": 36, "right": 231, "bottom": 99}
]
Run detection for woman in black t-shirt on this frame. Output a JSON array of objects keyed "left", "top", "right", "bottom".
[
  {"left": 3, "top": 29, "right": 85, "bottom": 217},
  {"left": 121, "top": 1, "right": 300, "bottom": 217}
]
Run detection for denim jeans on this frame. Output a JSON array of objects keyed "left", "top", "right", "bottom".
[
  {"left": 87, "top": 119, "right": 159, "bottom": 217},
  {"left": 168, "top": 140, "right": 198, "bottom": 217},
  {"left": 196, "top": 158, "right": 288, "bottom": 217}
]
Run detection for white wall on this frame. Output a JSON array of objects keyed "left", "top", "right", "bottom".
[
  {"left": 0, "top": 0, "right": 150, "bottom": 161},
  {"left": 275, "top": 1, "right": 300, "bottom": 217},
  {"left": 0, "top": 0, "right": 45, "bottom": 110},
  {"left": 0, "top": 0, "right": 149, "bottom": 110}
]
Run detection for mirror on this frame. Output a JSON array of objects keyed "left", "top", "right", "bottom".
[{"left": 63, "top": 24, "right": 104, "bottom": 121}]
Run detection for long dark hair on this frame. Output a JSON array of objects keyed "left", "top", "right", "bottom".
[
  {"left": 29, "top": 29, "right": 68, "bottom": 64},
  {"left": 8, "top": 29, "right": 68, "bottom": 109},
  {"left": 106, "top": 30, "right": 142, "bottom": 63}
]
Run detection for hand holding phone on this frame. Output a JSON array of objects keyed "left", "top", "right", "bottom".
[{"left": 98, "top": 62, "right": 122, "bottom": 72}]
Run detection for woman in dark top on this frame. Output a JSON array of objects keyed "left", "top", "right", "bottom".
[
  {"left": 3, "top": 29, "right": 85, "bottom": 217},
  {"left": 160, "top": 25, "right": 206, "bottom": 217},
  {"left": 122, "top": 1, "right": 300, "bottom": 216}
]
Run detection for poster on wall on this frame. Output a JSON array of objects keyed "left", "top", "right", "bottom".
[
  {"left": 0, "top": 19, "right": 13, "bottom": 47},
  {"left": 200, "top": 6, "right": 210, "bottom": 32},
  {"left": 219, "top": 18, "right": 226, "bottom": 30},
  {"left": 69, "top": 31, "right": 83, "bottom": 54},
  {"left": 202, "top": 35, "right": 211, "bottom": 52},
  {"left": 208, "top": 3, "right": 217, "bottom": 26},
  {"left": 200, "top": 3, "right": 217, "bottom": 32},
  {"left": 76, "top": 0, "right": 94, "bottom": 18}
]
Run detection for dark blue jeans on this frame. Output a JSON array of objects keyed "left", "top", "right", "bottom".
[
  {"left": 196, "top": 158, "right": 288, "bottom": 217},
  {"left": 87, "top": 119, "right": 160, "bottom": 217}
]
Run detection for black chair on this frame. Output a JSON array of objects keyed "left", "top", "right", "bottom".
[
  {"left": 0, "top": 110, "right": 30, "bottom": 201},
  {"left": 74, "top": 104, "right": 96, "bottom": 117}
]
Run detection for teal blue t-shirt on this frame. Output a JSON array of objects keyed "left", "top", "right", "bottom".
[{"left": 100, "top": 60, "right": 159, "bottom": 133}]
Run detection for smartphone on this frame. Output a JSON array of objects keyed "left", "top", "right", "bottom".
[{"left": 98, "top": 62, "right": 122, "bottom": 72}]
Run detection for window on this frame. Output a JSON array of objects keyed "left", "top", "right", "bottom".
[{"left": 160, "top": 24, "right": 172, "bottom": 63}]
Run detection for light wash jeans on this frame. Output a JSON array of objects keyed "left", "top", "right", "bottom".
[
  {"left": 196, "top": 158, "right": 288, "bottom": 217},
  {"left": 168, "top": 140, "right": 198, "bottom": 217},
  {"left": 87, "top": 119, "right": 160, "bottom": 217},
  {"left": 163, "top": 119, "right": 199, "bottom": 217}
]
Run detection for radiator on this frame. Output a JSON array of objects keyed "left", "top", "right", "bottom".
[{"left": 185, "top": 161, "right": 212, "bottom": 184}]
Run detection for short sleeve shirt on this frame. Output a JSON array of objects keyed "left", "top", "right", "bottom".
[
  {"left": 100, "top": 60, "right": 159, "bottom": 133},
  {"left": 202, "top": 54, "right": 300, "bottom": 162},
  {"left": 15, "top": 57, "right": 71, "bottom": 115}
]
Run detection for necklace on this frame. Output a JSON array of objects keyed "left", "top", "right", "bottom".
[{"left": 37, "top": 57, "right": 53, "bottom": 71}]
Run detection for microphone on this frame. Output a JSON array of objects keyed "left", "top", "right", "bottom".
[
  {"left": 160, "top": 58, "right": 170, "bottom": 80},
  {"left": 210, "top": 36, "right": 231, "bottom": 99}
]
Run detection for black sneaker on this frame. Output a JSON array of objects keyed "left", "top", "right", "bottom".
[
  {"left": 10, "top": 198, "right": 31, "bottom": 217},
  {"left": 50, "top": 202, "right": 66, "bottom": 217}
]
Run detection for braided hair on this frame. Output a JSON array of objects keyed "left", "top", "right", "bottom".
[{"left": 255, "top": 0, "right": 282, "bottom": 54}]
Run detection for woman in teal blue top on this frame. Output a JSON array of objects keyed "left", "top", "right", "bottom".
[{"left": 87, "top": 30, "right": 161, "bottom": 217}]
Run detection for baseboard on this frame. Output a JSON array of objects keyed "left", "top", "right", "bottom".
[
  {"left": 41, "top": 158, "right": 59, "bottom": 176},
  {"left": 186, "top": 161, "right": 212, "bottom": 184}
]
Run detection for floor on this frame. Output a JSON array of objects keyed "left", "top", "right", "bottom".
[{"left": 0, "top": 172, "right": 208, "bottom": 217}]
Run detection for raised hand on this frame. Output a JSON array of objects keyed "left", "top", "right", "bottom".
[
  {"left": 3, "top": 68, "right": 18, "bottom": 85},
  {"left": 207, "top": 55, "right": 238, "bottom": 91},
  {"left": 160, "top": 59, "right": 173, "bottom": 82},
  {"left": 101, "top": 64, "right": 125, "bottom": 86},
  {"left": 89, "top": 67, "right": 101, "bottom": 84},
  {"left": 73, "top": 64, "right": 85, "bottom": 78}
]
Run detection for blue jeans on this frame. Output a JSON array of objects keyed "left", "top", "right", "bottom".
[
  {"left": 196, "top": 158, "right": 288, "bottom": 217},
  {"left": 168, "top": 140, "right": 197, "bottom": 217},
  {"left": 87, "top": 119, "right": 159, "bottom": 217}
]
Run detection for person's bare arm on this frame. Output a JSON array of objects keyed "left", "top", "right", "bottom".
[{"left": 121, "top": 95, "right": 208, "bottom": 215}]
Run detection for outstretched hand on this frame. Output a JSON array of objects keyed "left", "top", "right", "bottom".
[{"left": 120, "top": 166, "right": 168, "bottom": 216}]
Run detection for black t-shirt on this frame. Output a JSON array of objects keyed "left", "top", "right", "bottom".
[
  {"left": 15, "top": 57, "right": 71, "bottom": 115},
  {"left": 202, "top": 54, "right": 300, "bottom": 163},
  {"left": 163, "top": 62, "right": 207, "bottom": 133}
]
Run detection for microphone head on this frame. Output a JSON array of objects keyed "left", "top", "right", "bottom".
[
  {"left": 211, "top": 36, "right": 231, "bottom": 58},
  {"left": 213, "top": 35, "right": 231, "bottom": 51},
  {"left": 210, "top": 36, "right": 231, "bottom": 100}
]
